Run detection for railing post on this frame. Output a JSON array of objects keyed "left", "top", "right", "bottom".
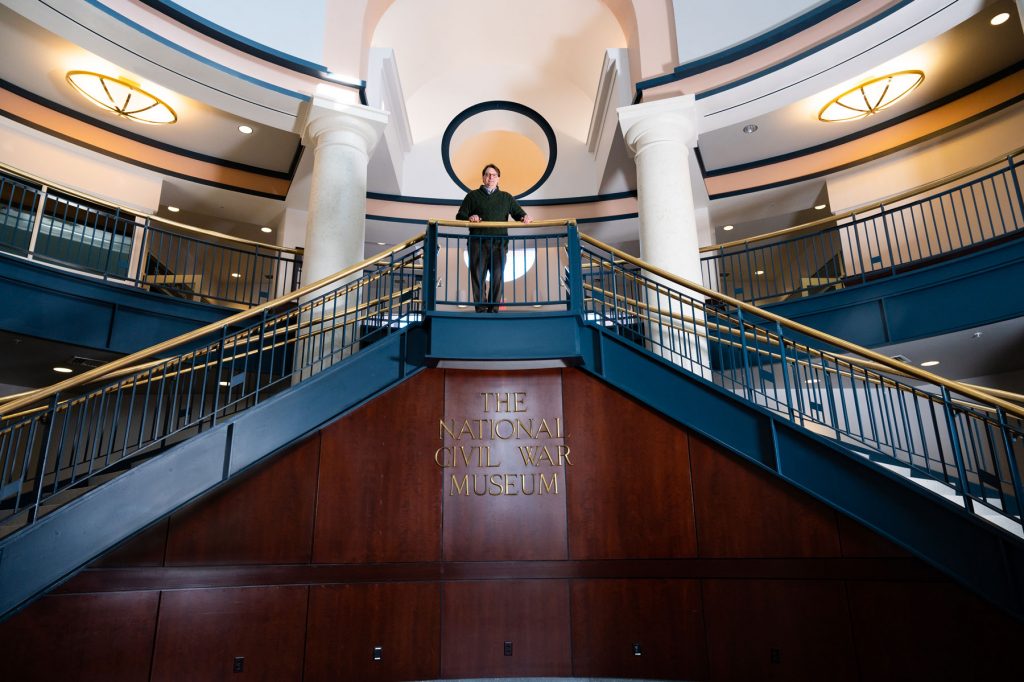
[
  {"left": 940, "top": 386, "right": 974, "bottom": 512},
  {"left": 879, "top": 203, "right": 897, "bottom": 275},
  {"left": 1008, "top": 153, "right": 1024, "bottom": 223},
  {"left": 774, "top": 322, "right": 796, "bottom": 423},
  {"left": 26, "top": 184, "right": 47, "bottom": 260},
  {"left": 423, "top": 222, "right": 438, "bottom": 312},
  {"left": 995, "top": 408, "right": 1024, "bottom": 518},
  {"left": 27, "top": 393, "right": 60, "bottom": 524},
  {"left": 210, "top": 325, "right": 230, "bottom": 427},
  {"left": 566, "top": 222, "right": 584, "bottom": 315},
  {"left": 735, "top": 308, "right": 756, "bottom": 402}
]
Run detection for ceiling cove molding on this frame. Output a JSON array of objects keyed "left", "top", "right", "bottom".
[
  {"left": 0, "top": 85, "right": 292, "bottom": 199},
  {"left": 440, "top": 100, "right": 558, "bottom": 199},
  {"left": 702, "top": 60, "right": 1024, "bottom": 177},
  {"left": 704, "top": 78, "right": 1024, "bottom": 200},
  {"left": 0, "top": 78, "right": 299, "bottom": 179},
  {"left": 635, "top": 0, "right": 910, "bottom": 101}
]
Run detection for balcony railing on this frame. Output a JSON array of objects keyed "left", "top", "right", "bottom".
[
  {"left": 701, "top": 149, "right": 1024, "bottom": 304},
  {"left": 0, "top": 166, "right": 302, "bottom": 308},
  {"left": 1, "top": 222, "right": 1021, "bottom": 543}
]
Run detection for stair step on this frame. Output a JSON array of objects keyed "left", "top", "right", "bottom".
[{"left": 974, "top": 506, "right": 1024, "bottom": 538}]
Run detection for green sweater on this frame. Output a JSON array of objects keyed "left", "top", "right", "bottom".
[{"left": 456, "top": 187, "right": 526, "bottom": 235}]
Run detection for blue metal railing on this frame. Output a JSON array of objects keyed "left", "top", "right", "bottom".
[
  {"left": 701, "top": 151, "right": 1024, "bottom": 303},
  {"left": 0, "top": 168, "right": 302, "bottom": 308},
  {"left": 0, "top": 237, "right": 422, "bottom": 532},
  {"left": 2, "top": 222, "right": 1021, "bottom": 542}
]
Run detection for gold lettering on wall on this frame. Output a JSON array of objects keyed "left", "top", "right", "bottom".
[{"left": 437, "top": 390, "right": 571, "bottom": 497}]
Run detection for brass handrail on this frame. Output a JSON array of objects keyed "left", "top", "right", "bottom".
[
  {"left": 0, "top": 233, "right": 426, "bottom": 419},
  {"left": 429, "top": 219, "right": 575, "bottom": 229},
  {"left": 701, "top": 146, "right": 1024, "bottom": 253},
  {"left": 0, "top": 161, "right": 303, "bottom": 255},
  {"left": 581, "top": 232, "right": 1024, "bottom": 420}
]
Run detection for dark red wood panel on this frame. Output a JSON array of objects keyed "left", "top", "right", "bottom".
[
  {"left": 304, "top": 582, "right": 441, "bottom": 682},
  {"left": 835, "top": 512, "right": 909, "bottom": 557},
  {"left": 442, "top": 579, "right": 571, "bottom": 678},
  {"left": 702, "top": 578, "right": 857, "bottom": 681},
  {"left": 0, "top": 592, "right": 159, "bottom": 682},
  {"left": 562, "top": 369, "right": 698, "bottom": 559},
  {"left": 151, "top": 585, "right": 307, "bottom": 682},
  {"left": 164, "top": 433, "right": 319, "bottom": 565},
  {"left": 689, "top": 433, "right": 842, "bottom": 557},
  {"left": 571, "top": 578, "right": 709, "bottom": 679},
  {"left": 91, "top": 518, "right": 168, "bottom": 567},
  {"left": 313, "top": 370, "right": 443, "bottom": 563},
  {"left": 846, "top": 580, "right": 1024, "bottom": 678},
  {"left": 441, "top": 369, "right": 568, "bottom": 561}
]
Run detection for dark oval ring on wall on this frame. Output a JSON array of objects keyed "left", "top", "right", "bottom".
[{"left": 441, "top": 100, "right": 558, "bottom": 199}]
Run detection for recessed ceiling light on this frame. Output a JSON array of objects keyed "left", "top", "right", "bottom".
[
  {"left": 806, "top": 379, "right": 819, "bottom": 384},
  {"left": 991, "top": 12, "right": 1010, "bottom": 25},
  {"left": 920, "top": 360, "right": 940, "bottom": 367},
  {"left": 533, "top": 304, "right": 542, "bottom": 308},
  {"left": 722, "top": 225, "right": 734, "bottom": 231},
  {"left": 260, "top": 226, "right": 272, "bottom": 233},
  {"left": 742, "top": 124, "right": 758, "bottom": 134},
  {"left": 376, "top": 242, "right": 386, "bottom": 246},
  {"left": 814, "top": 204, "right": 827, "bottom": 210},
  {"left": 238, "top": 124, "right": 254, "bottom": 134},
  {"left": 230, "top": 272, "right": 241, "bottom": 278},
  {"left": 972, "top": 331, "right": 983, "bottom": 339},
  {"left": 218, "top": 380, "right": 229, "bottom": 387},
  {"left": 755, "top": 270, "right": 765, "bottom": 275},
  {"left": 53, "top": 366, "right": 73, "bottom": 373},
  {"left": 167, "top": 205, "right": 180, "bottom": 213}
]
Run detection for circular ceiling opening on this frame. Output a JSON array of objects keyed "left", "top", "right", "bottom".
[{"left": 442, "top": 101, "right": 556, "bottom": 198}]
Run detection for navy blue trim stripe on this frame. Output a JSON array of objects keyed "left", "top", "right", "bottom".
[
  {"left": 696, "top": 0, "right": 943, "bottom": 104},
  {"left": 672, "top": 0, "right": 860, "bottom": 79},
  {"left": 636, "top": 0, "right": 915, "bottom": 100},
  {"left": 0, "top": 79, "right": 300, "bottom": 180},
  {"left": 366, "top": 215, "right": 425, "bottom": 225},
  {"left": 577, "top": 213, "right": 638, "bottom": 224},
  {"left": 367, "top": 189, "right": 637, "bottom": 206},
  {"left": 701, "top": 60, "right": 1024, "bottom": 178},
  {"left": 0, "top": 109, "right": 288, "bottom": 201},
  {"left": 365, "top": 213, "right": 639, "bottom": 225},
  {"left": 74, "top": 0, "right": 309, "bottom": 102},
  {"left": 440, "top": 101, "right": 558, "bottom": 199},
  {"left": 136, "top": 0, "right": 329, "bottom": 75},
  {"left": 706, "top": 95, "right": 1024, "bottom": 200}
]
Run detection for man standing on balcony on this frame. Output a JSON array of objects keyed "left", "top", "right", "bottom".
[{"left": 456, "top": 164, "right": 533, "bottom": 312}]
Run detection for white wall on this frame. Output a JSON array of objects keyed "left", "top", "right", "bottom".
[
  {"left": 172, "top": 0, "right": 327, "bottom": 65},
  {"left": 0, "top": 117, "right": 162, "bottom": 213},
  {"left": 673, "top": 0, "right": 826, "bottom": 63}
]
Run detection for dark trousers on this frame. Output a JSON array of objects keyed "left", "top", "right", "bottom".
[{"left": 469, "top": 235, "right": 507, "bottom": 312}]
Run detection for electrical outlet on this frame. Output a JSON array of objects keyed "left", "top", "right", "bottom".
[
  {"left": 503, "top": 641, "right": 513, "bottom": 656},
  {"left": 233, "top": 657, "right": 244, "bottom": 673}
]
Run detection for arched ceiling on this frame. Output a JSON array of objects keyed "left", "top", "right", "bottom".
[{"left": 370, "top": 0, "right": 627, "bottom": 142}]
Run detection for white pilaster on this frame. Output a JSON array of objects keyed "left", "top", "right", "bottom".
[
  {"left": 617, "top": 95, "right": 700, "bottom": 283},
  {"left": 298, "top": 95, "right": 389, "bottom": 288}
]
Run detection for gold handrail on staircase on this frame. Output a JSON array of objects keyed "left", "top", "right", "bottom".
[
  {"left": 700, "top": 146, "right": 1024, "bottom": 253},
  {"left": 581, "top": 232, "right": 1024, "bottom": 420},
  {"left": 0, "top": 234, "right": 425, "bottom": 419}
]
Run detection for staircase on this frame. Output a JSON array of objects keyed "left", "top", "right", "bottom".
[{"left": 1, "top": 222, "right": 1022, "bottom": 624}]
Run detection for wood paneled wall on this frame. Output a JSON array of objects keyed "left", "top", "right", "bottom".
[{"left": 1, "top": 368, "right": 1020, "bottom": 681}]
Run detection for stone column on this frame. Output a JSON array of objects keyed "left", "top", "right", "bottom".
[
  {"left": 299, "top": 96, "right": 389, "bottom": 288},
  {"left": 618, "top": 95, "right": 708, "bottom": 375},
  {"left": 295, "top": 96, "right": 388, "bottom": 376}
]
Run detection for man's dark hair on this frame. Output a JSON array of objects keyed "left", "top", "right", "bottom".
[{"left": 481, "top": 164, "right": 501, "bottom": 177}]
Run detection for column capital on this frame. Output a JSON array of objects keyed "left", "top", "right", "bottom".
[
  {"left": 617, "top": 94, "right": 697, "bottom": 156},
  {"left": 299, "top": 92, "right": 389, "bottom": 157}
]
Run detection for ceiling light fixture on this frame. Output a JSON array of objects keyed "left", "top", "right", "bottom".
[
  {"left": 920, "top": 360, "right": 940, "bottom": 367},
  {"left": 742, "top": 124, "right": 758, "bottom": 134},
  {"left": 722, "top": 225, "right": 734, "bottom": 231},
  {"left": 238, "top": 124, "right": 254, "bottom": 134},
  {"left": 167, "top": 206, "right": 180, "bottom": 213},
  {"left": 53, "top": 366, "right": 73, "bottom": 374},
  {"left": 754, "top": 270, "right": 765, "bottom": 276},
  {"left": 818, "top": 70, "right": 924, "bottom": 123},
  {"left": 814, "top": 204, "right": 827, "bottom": 210},
  {"left": 230, "top": 272, "right": 241, "bottom": 278},
  {"left": 66, "top": 71, "right": 177, "bottom": 124},
  {"left": 260, "top": 226, "right": 273, "bottom": 233},
  {"left": 990, "top": 12, "right": 1010, "bottom": 25}
]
